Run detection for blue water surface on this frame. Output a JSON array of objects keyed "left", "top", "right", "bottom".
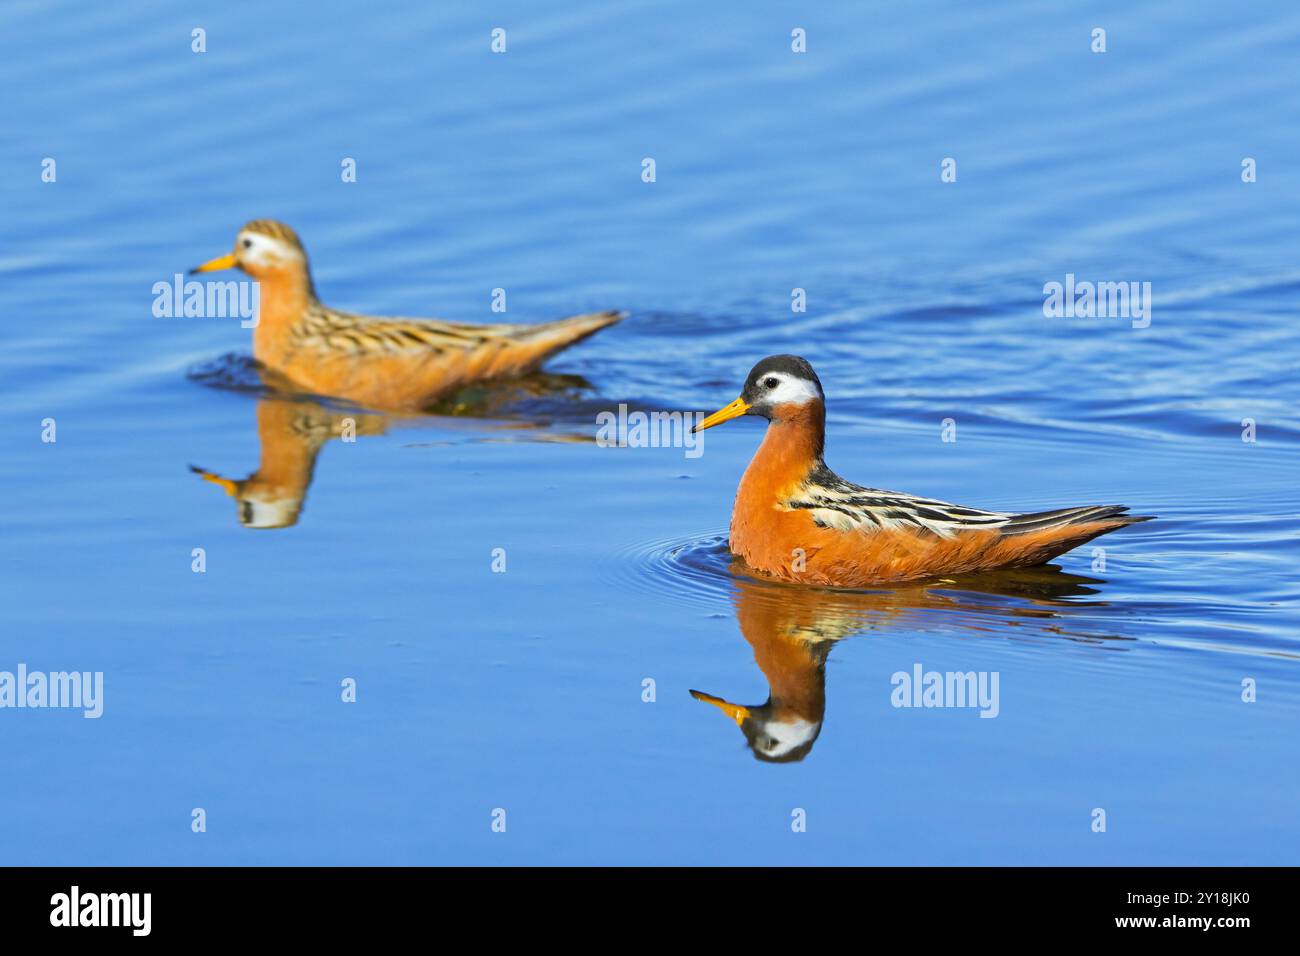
[{"left": 1, "top": 0, "right": 1298, "bottom": 865}]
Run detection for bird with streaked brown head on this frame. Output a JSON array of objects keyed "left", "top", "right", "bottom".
[{"left": 191, "top": 220, "right": 624, "bottom": 411}]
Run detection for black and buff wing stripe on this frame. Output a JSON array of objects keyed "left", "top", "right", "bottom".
[
  {"left": 293, "top": 304, "right": 517, "bottom": 356},
  {"left": 787, "top": 463, "right": 1149, "bottom": 538}
]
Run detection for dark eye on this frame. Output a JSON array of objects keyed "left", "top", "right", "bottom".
[
  {"left": 764, "top": 377, "right": 779, "bottom": 389},
  {"left": 242, "top": 238, "right": 253, "bottom": 249}
]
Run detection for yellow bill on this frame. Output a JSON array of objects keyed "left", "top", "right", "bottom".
[
  {"left": 189, "top": 252, "right": 238, "bottom": 274},
  {"left": 690, "top": 689, "right": 751, "bottom": 725},
  {"left": 692, "top": 396, "right": 750, "bottom": 433}
]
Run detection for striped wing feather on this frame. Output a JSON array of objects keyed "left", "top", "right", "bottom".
[
  {"left": 294, "top": 306, "right": 521, "bottom": 356},
  {"left": 788, "top": 464, "right": 1150, "bottom": 539}
]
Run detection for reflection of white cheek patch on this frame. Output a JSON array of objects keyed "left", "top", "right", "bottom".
[
  {"left": 239, "top": 494, "right": 300, "bottom": 529},
  {"left": 759, "top": 717, "right": 819, "bottom": 757}
]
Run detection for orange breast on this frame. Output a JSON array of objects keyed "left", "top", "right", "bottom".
[{"left": 728, "top": 404, "right": 832, "bottom": 577}]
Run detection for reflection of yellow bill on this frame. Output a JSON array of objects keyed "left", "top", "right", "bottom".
[
  {"left": 690, "top": 689, "right": 751, "bottom": 724},
  {"left": 189, "top": 252, "right": 238, "bottom": 274},
  {"left": 190, "top": 466, "right": 238, "bottom": 497},
  {"left": 692, "top": 397, "right": 750, "bottom": 432}
]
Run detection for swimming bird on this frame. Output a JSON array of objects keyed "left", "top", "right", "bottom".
[
  {"left": 190, "top": 220, "right": 624, "bottom": 410},
  {"left": 693, "top": 355, "right": 1153, "bottom": 587}
]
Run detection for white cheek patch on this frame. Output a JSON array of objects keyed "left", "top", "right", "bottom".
[
  {"left": 239, "top": 234, "right": 302, "bottom": 269},
  {"left": 764, "top": 374, "right": 821, "bottom": 405}
]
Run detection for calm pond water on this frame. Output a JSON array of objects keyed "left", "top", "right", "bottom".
[{"left": 2, "top": 0, "right": 1298, "bottom": 865}]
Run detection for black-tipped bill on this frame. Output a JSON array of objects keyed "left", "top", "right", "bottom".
[{"left": 693, "top": 396, "right": 750, "bottom": 432}]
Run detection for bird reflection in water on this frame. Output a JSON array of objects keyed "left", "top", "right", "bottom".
[
  {"left": 191, "top": 399, "right": 387, "bottom": 529},
  {"left": 692, "top": 561, "right": 1111, "bottom": 762},
  {"left": 191, "top": 371, "right": 596, "bottom": 529}
]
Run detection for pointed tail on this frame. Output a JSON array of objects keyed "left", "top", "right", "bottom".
[
  {"left": 486, "top": 309, "right": 625, "bottom": 376},
  {"left": 1001, "top": 504, "right": 1155, "bottom": 537},
  {"left": 994, "top": 504, "right": 1154, "bottom": 569},
  {"left": 518, "top": 309, "right": 626, "bottom": 349}
]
